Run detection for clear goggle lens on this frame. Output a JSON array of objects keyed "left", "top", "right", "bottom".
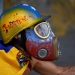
[{"left": 34, "top": 22, "right": 51, "bottom": 38}]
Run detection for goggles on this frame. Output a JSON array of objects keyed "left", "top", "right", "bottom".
[{"left": 34, "top": 22, "right": 51, "bottom": 38}]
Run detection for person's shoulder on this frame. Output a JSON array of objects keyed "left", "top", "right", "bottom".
[{"left": 0, "top": 40, "right": 13, "bottom": 52}]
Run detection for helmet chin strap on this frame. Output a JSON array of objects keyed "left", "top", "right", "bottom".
[{"left": 21, "top": 30, "right": 27, "bottom": 51}]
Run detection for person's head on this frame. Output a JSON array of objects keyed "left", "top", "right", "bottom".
[{"left": 0, "top": 4, "right": 61, "bottom": 61}]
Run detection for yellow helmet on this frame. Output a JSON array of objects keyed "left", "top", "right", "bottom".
[{"left": 0, "top": 4, "right": 50, "bottom": 44}]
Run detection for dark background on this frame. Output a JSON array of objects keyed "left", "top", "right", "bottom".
[{"left": 0, "top": 0, "right": 75, "bottom": 75}]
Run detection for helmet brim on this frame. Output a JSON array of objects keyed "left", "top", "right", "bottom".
[{"left": 40, "top": 15, "right": 51, "bottom": 22}]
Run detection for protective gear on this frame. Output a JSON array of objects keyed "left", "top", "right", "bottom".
[
  {"left": 23, "top": 22, "right": 61, "bottom": 61},
  {"left": 0, "top": 4, "right": 50, "bottom": 44},
  {"left": 0, "top": 4, "right": 61, "bottom": 61}
]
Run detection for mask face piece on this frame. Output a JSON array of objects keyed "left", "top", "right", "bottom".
[{"left": 25, "top": 22, "right": 61, "bottom": 61}]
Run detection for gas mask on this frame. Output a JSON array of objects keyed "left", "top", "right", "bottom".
[{"left": 25, "top": 21, "right": 61, "bottom": 61}]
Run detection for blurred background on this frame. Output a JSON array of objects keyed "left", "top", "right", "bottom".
[{"left": 0, "top": 0, "right": 75, "bottom": 75}]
